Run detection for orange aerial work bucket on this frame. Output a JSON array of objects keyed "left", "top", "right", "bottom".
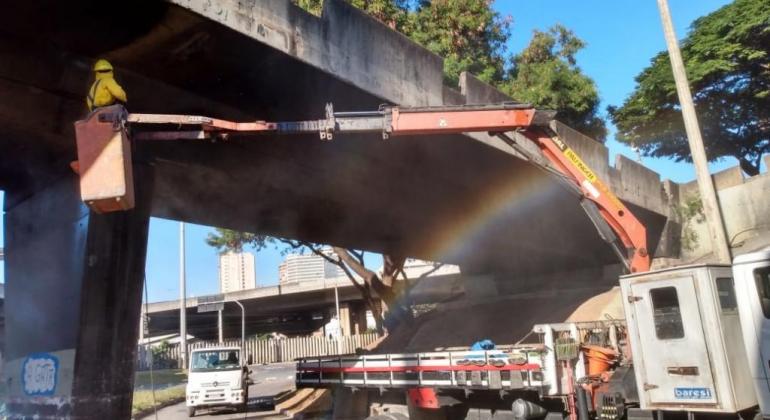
[{"left": 582, "top": 345, "right": 618, "bottom": 375}]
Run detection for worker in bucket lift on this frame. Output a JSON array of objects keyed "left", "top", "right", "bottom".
[
  {"left": 71, "top": 59, "right": 128, "bottom": 175},
  {"left": 86, "top": 59, "right": 127, "bottom": 111}
]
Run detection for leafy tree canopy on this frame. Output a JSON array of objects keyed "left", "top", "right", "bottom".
[
  {"left": 205, "top": 229, "right": 265, "bottom": 253},
  {"left": 406, "top": 0, "right": 511, "bottom": 86},
  {"left": 609, "top": 0, "right": 770, "bottom": 176},
  {"left": 502, "top": 25, "right": 607, "bottom": 141},
  {"left": 293, "top": 1, "right": 606, "bottom": 140},
  {"left": 294, "top": 0, "right": 411, "bottom": 30}
]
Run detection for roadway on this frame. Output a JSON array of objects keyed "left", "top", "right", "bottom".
[{"left": 139, "top": 363, "right": 296, "bottom": 420}]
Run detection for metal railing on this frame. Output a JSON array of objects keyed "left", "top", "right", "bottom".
[{"left": 296, "top": 348, "right": 545, "bottom": 390}]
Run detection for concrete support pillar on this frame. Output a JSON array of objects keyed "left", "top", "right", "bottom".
[
  {"left": 3, "top": 169, "right": 152, "bottom": 418},
  {"left": 354, "top": 304, "right": 368, "bottom": 335},
  {"left": 217, "top": 309, "right": 224, "bottom": 344},
  {"left": 339, "top": 303, "right": 352, "bottom": 336},
  {"left": 139, "top": 312, "right": 145, "bottom": 341},
  {"left": 331, "top": 388, "right": 369, "bottom": 420}
]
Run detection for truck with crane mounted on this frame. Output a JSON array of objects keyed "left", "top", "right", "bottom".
[{"left": 73, "top": 103, "right": 770, "bottom": 420}]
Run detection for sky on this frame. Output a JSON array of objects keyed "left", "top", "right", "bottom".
[{"left": 0, "top": 0, "right": 746, "bottom": 303}]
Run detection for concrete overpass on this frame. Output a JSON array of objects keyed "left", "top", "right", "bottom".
[
  {"left": 146, "top": 278, "right": 371, "bottom": 339},
  {"left": 143, "top": 274, "right": 463, "bottom": 340},
  {"left": 0, "top": 0, "right": 685, "bottom": 417}
]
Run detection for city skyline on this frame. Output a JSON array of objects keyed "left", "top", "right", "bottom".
[{"left": 155, "top": 245, "right": 461, "bottom": 304}]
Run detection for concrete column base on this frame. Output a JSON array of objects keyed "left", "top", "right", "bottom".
[
  {"left": 3, "top": 169, "right": 152, "bottom": 418},
  {"left": 331, "top": 387, "right": 369, "bottom": 420}
]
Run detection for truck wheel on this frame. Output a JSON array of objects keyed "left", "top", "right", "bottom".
[{"left": 187, "top": 407, "right": 195, "bottom": 417}]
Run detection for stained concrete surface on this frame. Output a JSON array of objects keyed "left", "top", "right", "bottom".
[
  {"left": 378, "top": 286, "right": 615, "bottom": 352},
  {"left": 0, "top": 0, "right": 667, "bottom": 276}
]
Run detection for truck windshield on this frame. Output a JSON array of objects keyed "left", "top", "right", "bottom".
[{"left": 190, "top": 350, "right": 240, "bottom": 372}]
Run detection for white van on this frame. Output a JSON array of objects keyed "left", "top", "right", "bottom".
[{"left": 185, "top": 347, "right": 249, "bottom": 417}]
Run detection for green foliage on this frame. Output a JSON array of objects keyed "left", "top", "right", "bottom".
[
  {"left": 295, "top": 0, "right": 509, "bottom": 86},
  {"left": 291, "top": 1, "right": 605, "bottom": 140},
  {"left": 132, "top": 386, "right": 186, "bottom": 417},
  {"left": 674, "top": 194, "right": 706, "bottom": 251},
  {"left": 502, "top": 25, "right": 607, "bottom": 141},
  {"left": 294, "top": 0, "right": 411, "bottom": 28},
  {"left": 205, "top": 228, "right": 271, "bottom": 254},
  {"left": 609, "top": 0, "right": 770, "bottom": 176},
  {"left": 151, "top": 340, "right": 171, "bottom": 359},
  {"left": 406, "top": 0, "right": 511, "bottom": 86},
  {"left": 294, "top": 0, "right": 323, "bottom": 16},
  {"left": 351, "top": 0, "right": 412, "bottom": 29}
]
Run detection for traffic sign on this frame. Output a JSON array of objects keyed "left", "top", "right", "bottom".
[{"left": 197, "top": 294, "right": 225, "bottom": 313}]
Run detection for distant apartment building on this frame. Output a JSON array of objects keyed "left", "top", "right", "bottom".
[
  {"left": 278, "top": 248, "right": 346, "bottom": 285},
  {"left": 400, "top": 258, "right": 461, "bottom": 278},
  {"left": 219, "top": 252, "right": 256, "bottom": 293}
]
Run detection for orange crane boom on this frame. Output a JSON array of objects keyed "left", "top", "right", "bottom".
[{"left": 74, "top": 103, "right": 649, "bottom": 273}]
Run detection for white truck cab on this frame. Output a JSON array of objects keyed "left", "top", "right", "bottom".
[
  {"left": 733, "top": 248, "right": 770, "bottom": 418},
  {"left": 620, "top": 264, "right": 756, "bottom": 413},
  {"left": 186, "top": 347, "right": 249, "bottom": 417},
  {"left": 619, "top": 248, "right": 770, "bottom": 418}
]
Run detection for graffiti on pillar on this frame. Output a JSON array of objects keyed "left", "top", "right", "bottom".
[{"left": 21, "top": 353, "right": 59, "bottom": 396}]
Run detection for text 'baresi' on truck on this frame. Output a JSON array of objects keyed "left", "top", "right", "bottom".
[{"left": 72, "top": 103, "right": 770, "bottom": 420}]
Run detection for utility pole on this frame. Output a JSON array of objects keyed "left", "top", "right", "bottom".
[
  {"left": 179, "top": 222, "right": 188, "bottom": 369},
  {"left": 656, "top": 0, "right": 732, "bottom": 263}
]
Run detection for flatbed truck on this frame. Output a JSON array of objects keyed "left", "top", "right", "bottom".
[
  {"left": 296, "top": 254, "right": 770, "bottom": 420},
  {"left": 71, "top": 102, "right": 770, "bottom": 420}
]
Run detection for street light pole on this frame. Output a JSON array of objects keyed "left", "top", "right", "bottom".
[
  {"left": 179, "top": 222, "right": 188, "bottom": 369},
  {"left": 656, "top": 0, "right": 732, "bottom": 263}
]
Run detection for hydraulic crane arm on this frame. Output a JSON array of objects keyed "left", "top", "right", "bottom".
[{"left": 74, "top": 103, "right": 649, "bottom": 272}]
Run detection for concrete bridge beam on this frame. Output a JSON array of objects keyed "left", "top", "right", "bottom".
[{"left": 3, "top": 169, "right": 152, "bottom": 418}]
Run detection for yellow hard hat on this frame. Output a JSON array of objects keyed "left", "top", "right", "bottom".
[{"left": 93, "top": 59, "right": 113, "bottom": 72}]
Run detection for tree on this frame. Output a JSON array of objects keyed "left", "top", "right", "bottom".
[
  {"left": 350, "top": 0, "right": 412, "bottom": 29},
  {"left": 295, "top": 0, "right": 510, "bottom": 86},
  {"left": 407, "top": 0, "right": 511, "bottom": 86},
  {"left": 502, "top": 25, "right": 607, "bottom": 141},
  {"left": 293, "top": 0, "right": 323, "bottom": 16},
  {"left": 609, "top": 0, "right": 770, "bottom": 176},
  {"left": 206, "top": 229, "right": 442, "bottom": 334},
  {"left": 293, "top": 0, "right": 411, "bottom": 30}
]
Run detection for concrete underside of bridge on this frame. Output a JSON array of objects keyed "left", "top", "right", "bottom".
[
  {"left": 148, "top": 285, "right": 370, "bottom": 339},
  {"left": 0, "top": 0, "right": 668, "bottom": 417}
]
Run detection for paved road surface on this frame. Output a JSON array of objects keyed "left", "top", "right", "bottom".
[{"left": 140, "top": 363, "right": 296, "bottom": 420}]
